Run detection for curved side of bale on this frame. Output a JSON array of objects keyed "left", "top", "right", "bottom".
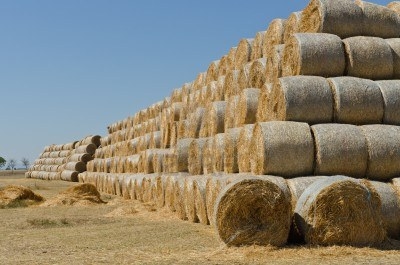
[
  {"left": 223, "top": 69, "right": 240, "bottom": 98},
  {"left": 367, "top": 180, "right": 400, "bottom": 239},
  {"left": 224, "top": 95, "right": 240, "bottom": 131},
  {"left": 235, "top": 38, "right": 254, "bottom": 70},
  {"left": 356, "top": 0, "right": 400, "bottom": 38},
  {"left": 133, "top": 174, "right": 145, "bottom": 202},
  {"left": 238, "top": 125, "right": 255, "bottom": 173},
  {"left": 206, "top": 60, "right": 220, "bottom": 84},
  {"left": 68, "top": 153, "right": 93, "bottom": 163},
  {"left": 272, "top": 76, "right": 333, "bottom": 124},
  {"left": 236, "top": 88, "right": 260, "bottom": 127},
  {"left": 256, "top": 83, "right": 273, "bottom": 122},
  {"left": 172, "top": 138, "right": 195, "bottom": 173},
  {"left": 328, "top": 77, "right": 384, "bottom": 124},
  {"left": 386, "top": 38, "right": 400, "bottom": 78},
  {"left": 226, "top": 47, "right": 237, "bottom": 71},
  {"left": 299, "top": 0, "right": 364, "bottom": 38},
  {"left": 214, "top": 176, "right": 291, "bottom": 246},
  {"left": 262, "top": 19, "right": 286, "bottom": 58},
  {"left": 74, "top": 144, "right": 97, "bottom": 155},
  {"left": 121, "top": 176, "right": 133, "bottom": 199},
  {"left": 208, "top": 101, "right": 226, "bottom": 137},
  {"left": 250, "top": 121, "right": 314, "bottom": 177},
  {"left": 60, "top": 170, "right": 79, "bottom": 182},
  {"left": 177, "top": 120, "right": 189, "bottom": 140},
  {"left": 283, "top": 11, "right": 302, "bottom": 43},
  {"left": 193, "top": 176, "right": 209, "bottom": 225},
  {"left": 343, "top": 36, "right": 393, "bottom": 80},
  {"left": 251, "top": 31, "right": 266, "bottom": 61},
  {"left": 376, "top": 80, "right": 400, "bottom": 125},
  {"left": 294, "top": 176, "right": 385, "bottom": 246},
  {"left": 212, "top": 134, "right": 226, "bottom": 173},
  {"left": 188, "top": 138, "right": 209, "bottom": 175},
  {"left": 282, "top": 33, "right": 345, "bottom": 77},
  {"left": 287, "top": 176, "right": 328, "bottom": 211},
  {"left": 311, "top": 124, "right": 368, "bottom": 178},
  {"left": 238, "top": 62, "right": 252, "bottom": 91},
  {"left": 266, "top": 44, "right": 285, "bottom": 84},
  {"left": 202, "top": 138, "right": 214, "bottom": 175},
  {"left": 249, "top": 58, "right": 267, "bottom": 89},
  {"left": 64, "top": 162, "right": 86, "bottom": 173},
  {"left": 223, "top": 128, "right": 242, "bottom": 174},
  {"left": 361, "top": 125, "right": 400, "bottom": 180}
]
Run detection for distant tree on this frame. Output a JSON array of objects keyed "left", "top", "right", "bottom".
[
  {"left": 0, "top": 157, "right": 6, "bottom": 169},
  {"left": 7, "top": 159, "right": 16, "bottom": 174},
  {"left": 21, "top": 158, "right": 30, "bottom": 170}
]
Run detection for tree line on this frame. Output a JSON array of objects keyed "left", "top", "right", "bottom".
[{"left": 0, "top": 157, "right": 30, "bottom": 173}]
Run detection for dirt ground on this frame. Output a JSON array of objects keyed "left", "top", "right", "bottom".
[{"left": 1, "top": 172, "right": 400, "bottom": 265}]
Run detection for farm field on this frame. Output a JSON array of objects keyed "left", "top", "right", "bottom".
[{"left": 0, "top": 172, "right": 400, "bottom": 264}]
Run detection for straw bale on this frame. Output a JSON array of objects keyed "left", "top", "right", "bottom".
[
  {"left": 249, "top": 58, "right": 267, "bottom": 89},
  {"left": 212, "top": 134, "right": 226, "bottom": 173},
  {"left": 251, "top": 31, "right": 266, "bottom": 61},
  {"left": 60, "top": 170, "right": 79, "bottom": 182},
  {"left": 184, "top": 176, "right": 201, "bottom": 222},
  {"left": 328, "top": 77, "right": 384, "bottom": 124},
  {"left": 224, "top": 128, "right": 242, "bottom": 174},
  {"left": 226, "top": 47, "right": 237, "bottom": 71},
  {"left": 299, "top": 0, "right": 364, "bottom": 38},
  {"left": 262, "top": 19, "right": 286, "bottom": 58},
  {"left": 287, "top": 176, "right": 328, "bottom": 211},
  {"left": 223, "top": 69, "right": 240, "bottom": 98},
  {"left": 266, "top": 44, "right": 285, "bottom": 84},
  {"left": 74, "top": 144, "right": 97, "bottom": 155},
  {"left": 207, "top": 101, "right": 226, "bottom": 137},
  {"left": 64, "top": 162, "right": 86, "bottom": 173},
  {"left": 311, "top": 124, "right": 368, "bottom": 178},
  {"left": 170, "top": 88, "right": 183, "bottom": 104},
  {"left": 217, "top": 55, "right": 228, "bottom": 77},
  {"left": 149, "top": 131, "right": 162, "bottom": 149},
  {"left": 59, "top": 150, "right": 72, "bottom": 157},
  {"left": 238, "top": 62, "right": 252, "bottom": 91},
  {"left": 361, "top": 125, "right": 400, "bottom": 180},
  {"left": 214, "top": 175, "right": 291, "bottom": 246},
  {"left": 367, "top": 180, "right": 400, "bottom": 239},
  {"left": 141, "top": 174, "right": 158, "bottom": 203},
  {"left": 193, "top": 72, "right": 207, "bottom": 91},
  {"left": 201, "top": 138, "right": 214, "bottom": 175},
  {"left": 282, "top": 33, "right": 345, "bottom": 77},
  {"left": 120, "top": 176, "right": 133, "bottom": 199},
  {"left": 283, "top": 11, "right": 302, "bottom": 43},
  {"left": 205, "top": 81, "right": 221, "bottom": 103},
  {"left": 237, "top": 125, "right": 255, "bottom": 173},
  {"left": 164, "top": 174, "right": 178, "bottom": 211},
  {"left": 376, "top": 80, "right": 400, "bottom": 125},
  {"left": 187, "top": 107, "right": 205, "bottom": 138},
  {"left": 235, "top": 38, "right": 254, "bottom": 69},
  {"left": 343, "top": 36, "right": 393, "bottom": 80},
  {"left": 256, "top": 83, "right": 273, "bottom": 122},
  {"left": 272, "top": 76, "right": 333, "bottom": 124},
  {"left": 188, "top": 137, "right": 209, "bottom": 175},
  {"left": 76, "top": 135, "right": 101, "bottom": 148},
  {"left": 294, "top": 176, "right": 385, "bottom": 246},
  {"left": 133, "top": 174, "right": 145, "bottom": 202},
  {"left": 171, "top": 138, "right": 195, "bottom": 173},
  {"left": 224, "top": 95, "right": 240, "bottom": 131},
  {"left": 236, "top": 88, "right": 260, "bottom": 127},
  {"left": 67, "top": 153, "right": 92, "bottom": 163},
  {"left": 386, "top": 38, "right": 400, "bottom": 78},
  {"left": 250, "top": 121, "right": 314, "bottom": 177},
  {"left": 191, "top": 176, "right": 209, "bottom": 225},
  {"left": 173, "top": 174, "right": 188, "bottom": 220}
]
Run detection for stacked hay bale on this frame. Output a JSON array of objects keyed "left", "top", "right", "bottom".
[{"left": 32, "top": 0, "right": 400, "bottom": 248}]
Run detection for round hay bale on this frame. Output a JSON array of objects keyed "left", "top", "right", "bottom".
[
  {"left": 223, "top": 69, "right": 240, "bottom": 98},
  {"left": 187, "top": 107, "right": 205, "bottom": 138},
  {"left": 172, "top": 138, "right": 195, "bottom": 173},
  {"left": 238, "top": 62, "right": 252, "bottom": 91},
  {"left": 214, "top": 176, "right": 291, "bottom": 246},
  {"left": 266, "top": 44, "right": 285, "bottom": 84},
  {"left": 120, "top": 176, "right": 133, "bottom": 199},
  {"left": 376, "top": 80, "right": 400, "bottom": 125},
  {"left": 193, "top": 176, "right": 209, "bottom": 225},
  {"left": 388, "top": 1, "right": 400, "bottom": 14},
  {"left": 60, "top": 170, "right": 79, "bottom": 182},
  {"left": 188, "top": 137, "right": 209, "bottom": 175},
  {"left": 141, "top": 174, "right": 158, "bottom": 203},
  {"left": 250, "top": 121, "right": 314, "bottom": 177},
  {"left": 173, "top": 174, "right": 188, "bottom": 220},
  {"left": 149, "top": 131, "right": 162, "bottom": 149},
  {"left": 164, "top": 173, "right": 188, "bottom": 212},
  {"left": 256, "top": 83, "right": 273, "bottom": 122},
  {"left": 235, "top": 38, "right": 254, "bottom": 70},
  {"left": 212, "top": 134, "right": 226, "bottom": 173},
  {"left": 184, "top": 176, "right": 201, "bottom": 223},
  {"left": 68, "top": 153, "right": 92, "bottom": 163},
  {"left": 328, "top": 77, "right": 384, "bottom": 124},
  {"left": 201, "top": 138, "right": 214, "bottom": 175},
  {"left": 251, "top": 31, "right": 266, "bottom": 61},
  {"left": 282, "top": 33, "right": 345, "bottom": 77},
  {"left": 367, "top": 180, "right": 400, "bottom": 239},
  {"left": 361, "top": 125, "right": 400, "bottom": 180},
  {"left": 226, "top": 47, "right": 237, "bottom": 71},
  {"left": 294, "top": 176, "right": 385, "bottom": 246},
  {"left": 224, "top": 95, "right": 240, "bottom": 132},
  {"left": 299, "top": 0, "right": 364, "bottom": 38},
  {"left": 311, "top": 124, "right": 368, "bottom": 178},
  {"left": 208, "top": 101, "right": 226, "bottom": 137},
  {"left": 193, "top": 72, "right": 207, "bottom": 91},
  {"left": 343, "top": 36, "right": 393, "bottom": 80},
  {"left": 177, "top": 119, "right": 189, "bottom": 140},
  {"left": 238, "top": 124, "right": 255, "bottom": 173},
  {"left": 272, "top": 76, "right": 333, "bottom": 124},
  {"left": 249, "top": 58, "right": 267, "bottom": 89},
  {"left": 216, "top": 75, "right": 226, "bottom": 101},
  {"left": 262, "top": 19, "right": 286, "bottom": 58},
  {"left": 283, "top": 11, "right": 302, "bottom": 43},
  {"left": 223, "top": 128, "right": 242, "bottom": 174},
  {"left": 236, "top": 88, "right": 260, "bottom": 127},
  {"left": 153, "top": 174, "right": 166, "bottom": 208},
  {"left": 206, "top": 60, "right": 220, "bottom": 84},
  {"left": 74, "top": 144, "right": 97, "bottom": 155},
  {"left": 356, "top": 0, "right": 400, "bottom": 38},
  {"left": 386, "top": 38, "right": 400, "bottom": 78},
  {"left": 217, "top": 55, "right": 228, "bottom": 77},
  {"left": 286, "top": 176, "right": 328, "bottom": 210},
  {"left": 64, "top": 162, "right": 86, "bottom": 173},
  {"left": 133, "top": 174, "right": 145, "bottom": 202},
  {"left": 76, "top": 135, "right": 101, "bottom": 148}
]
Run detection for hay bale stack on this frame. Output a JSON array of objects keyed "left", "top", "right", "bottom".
[
  {"left": 251, "top": 31, "right": 266, "bottom": 61},
  {"left": 376, "top": 80, "right": 400, "bottom": 125},
  {"left": 184, "top": 176, "right": 202, "bottom": 223},
  {"left": 226, "top": 47, "right": 237, "bottom": 71},
  {"left": 294, "top": 176, "right": 385, "bottom": 246},
  {"left": 282, "top": 33, "right": 345, "bottom": 77},
  {"left": 328, "top": 77, "right": 384, "bottom": 124},
  {"left": 256, "top": 83, "right": 273, "bottom": 122},
  {"left": 272, "top": 76, "right": 333, "bottom": 124},
  {"left": 149, "top": 131, "right": 162, "bottom": 149},
  {"left": 223, "top": 69, "right": 240, "bottom": 98},
  {"left": 343, "top": 37, "right": 393, "bottom": 80},
  {"left": 356, "top": 0, "right": 400, "bottom": 38},
  {"left": 299, "top": 0, "right": 364, "bottom": 38},
  {"left": 262, "top": 19, "right": 286, "bottom": 58},
  {"left": 187, "top": 107, "right": 205, "bottom": 138},
  {"left": 235, "top": 38, "right": 254, "bottom": 70},
  {"left": 212, "top": 134, "right": 226, "bottom": 173},
  {"left": 153, "top": 174, "right": 166, "bottom": 208},
  {"left": 207, "top": 101, "right": 226, "bottom": 137},
  {"left": 217, "top": 55, "right": 228, "bottom": 77},
  {"left": 193, "top": 72, "right": 207, "bottom": 91},
  {"left": 177, "top": 119, "right": 189, "bottom": 140},
  {"left": 266, "top": 44, "right": 285, "bottom": 84},
  {"left": 75, "top": 135, "right": 101, "bottom": 148},
  {"left": 64, "top": 162, "right": 86, "bottom": 173},
  {"left": 206, "top": 60, "right": 220, "bottom": 84},
  {"left": 238, "top": 62, "right": 252, "bottom": 91},
  {"left": 223, "top": 128, "right": 242, "bottom": 174},
  {"left": 188, "top": 137, "right": 209, "bottom": 175},
  {"left": 74, "top": 144, "right": 97, "bottom": 156},
  {"left": 238, "top": 124, "right": 255, "bottom": 173},
  {"left": 60, "top": 170, "right": 79, "bottom": 182},
  {"left": 214, "top": 176, "right": 291, "bottom": 246},
  {"left": 193, "top": 176, "right": 209, "bottom": 225},
  {"left": 249, "top": 58, "right": 267, "bottom": 89},
  {"left": 250, "top": 121, "right": 314, "bottom": 177},
  {"left": 361, "top": 125, "right": 400, "bottom": 180},
  {"left": 201, "top": 138, "right": 214, "bottom": 175},
  {"left": 311, "top": 124, "right": 368, "bottom": 178},
  {"left": 173, "top": 174, "right": 188, "bottom": 220},
  {"left": 224, "top": 95, "right": 240, "bottom": 131},
  {"left": 68, "top": 153, "right": 92, "bottom": 163},
  {"left": 125, "top": 155, "right": 140, "bottom": 173},
  {"left": 171, "top": 138, "right": 195, "bottom": 173},
  {"left": 286, "top": 176, "right": 328, "bottom": 209},
  {"left": 283, "top": 11, "right": 302, "bottom": 43},
  {"left": 386, "top": 39, "right": 400, "bottom": 78},
  {"left": 236, "top": 88, "right": 260, "bottom": 127}
]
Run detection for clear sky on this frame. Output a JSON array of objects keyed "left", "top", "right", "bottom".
[{"left": 0, "top": 0, "right": 392, "bottom": 168}]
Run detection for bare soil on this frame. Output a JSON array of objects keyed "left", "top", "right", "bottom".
[{"left": 1, "top": 172, "right": 400, "bottom": 265}]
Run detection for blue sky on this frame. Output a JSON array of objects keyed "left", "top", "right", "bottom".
[{"left": 0, "top": 0, "right": 392, "bottom": 167}]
